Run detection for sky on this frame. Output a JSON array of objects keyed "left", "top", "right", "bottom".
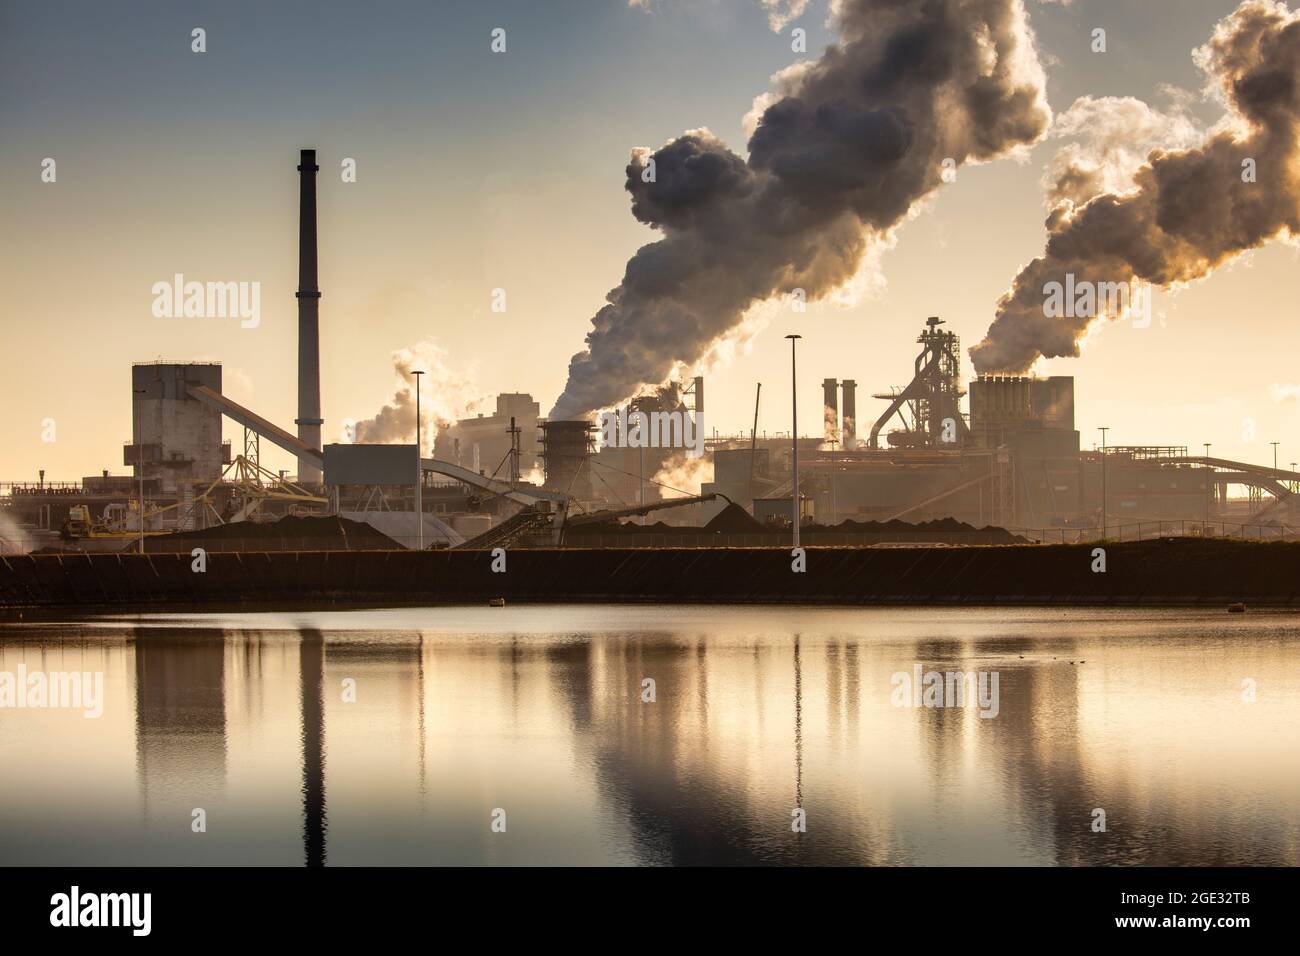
[{"left": 1, "top": 0, "right": 1298, "bottom": 481}]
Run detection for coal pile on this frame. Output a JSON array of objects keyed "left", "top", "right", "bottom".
[
  {"left": 566, "top": 519, "right": 678, "bottom": 536},
  {"left": 805, "top": 517, "right": 1028, "bottom": 545},
  {"left": 132, "top": 515, "right": 404, "bottom": 553},
  {"left": 566, "top": 503, "right": 1024, "bottom": 544},
  {"left": 704, "top": 502, "right": 765, "bottom": 533}
]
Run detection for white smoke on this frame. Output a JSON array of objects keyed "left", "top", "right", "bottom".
[
  {"left": 972, "top": 0, "right": 1300, "bottom": 372},
  {"left": 653, "top": 452, "right": 715, "bottom": 499},
  {"left": 552, "top": 0, "right": 1052, "bottom": 420},
  {"left": 354, "top": 340, "right": 486, "bottom": 451}
]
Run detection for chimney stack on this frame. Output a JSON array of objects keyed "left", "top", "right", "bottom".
[
  {"left": 841, "top": 380, "right": 857, "bottom": 449},
  {"left": 295, "top": 148, "right": 323, "bottom": 484},
  {"left": 822, "top": 378, "right": 839, "bottom": 447}
]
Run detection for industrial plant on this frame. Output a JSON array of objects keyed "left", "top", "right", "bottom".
[{"left": 3, "top": 149, "right": 1298, "bottom": 558}]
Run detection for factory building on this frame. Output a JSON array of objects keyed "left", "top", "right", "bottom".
[
  {"left": 699, "top": 315, "right": 1297, "bottom": 535},
  {"left": 539, "top": 419, "right": 596, "bottom": 499},
  {"left": 126, "top": 363, "right": 231, "bottom": 500},
  {"left": 124, "top": 362, "right": 231, "bottom": 530},
  {"left": 5, "top": 143, "right": 1297, "bottom": 553},
  {"left": 434, "top": 393, "right": 541, "bottom": 478}
]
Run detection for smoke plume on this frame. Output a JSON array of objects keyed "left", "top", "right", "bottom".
[
  {"left": 653, "top": 452, "right": 715, "bottom": 499},
  {"left": 971, "top": 0, "right": 1300, "bottom": 372},
  {"left": 550, "top": 0, "right": 1051, "bottom": 420},
  {"left": 354, "top": 340, "right": 485, "bottom": 450}
]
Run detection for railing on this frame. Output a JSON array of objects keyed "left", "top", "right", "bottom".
[
  {"left": 123, "top": 538, "right": 440, "bottom": 554},
  {"left": 1011, "top": 520, "right": 1292, "bottom": 543},
  {"left": 12, "top": 521, "right": 1295, "bottom": 554},
  {"left": 0, "top": 482, "right": 85, "bottom": 494}
]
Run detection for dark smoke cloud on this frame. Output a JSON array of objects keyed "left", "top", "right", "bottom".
[
  {"left": 971, "top": 0, "right": 1300, "bottom": 373},
  {"left": 550, "top": 0, "right": 1051, "bottom": 420}
]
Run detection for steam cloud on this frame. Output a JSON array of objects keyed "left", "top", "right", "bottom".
[
  {"left": 550, "top": 0, "right": 1051, "bottom": 420},
  {"left": 971, "top": 0, "right": 1300, "bottom": 372},
  {"left": 354, "top": 341, "right": 484, "bottom": 450}
]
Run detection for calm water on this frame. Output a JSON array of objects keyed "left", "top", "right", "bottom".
[{"left": 1, "top": 605, "right": 1297, "bottom": 866}]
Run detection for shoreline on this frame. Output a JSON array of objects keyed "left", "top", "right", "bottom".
[{"left": 2, "top": 538, "right": 1298, "bottom": 610}]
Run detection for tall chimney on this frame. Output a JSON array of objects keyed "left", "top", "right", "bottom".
[
  {"left": 692, "top": 375, "right": 705, "bottom": 418},
  {"left": 295, "top": 148, "right": 323, "bottom": 484},
  {"left": 841, "top": 379, "right": 856, "bottom": 450},
  {"left": 822, "top": 378, "right": 839, "bottom": 447}
]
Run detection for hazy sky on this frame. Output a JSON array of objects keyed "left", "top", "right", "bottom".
[{"left": 2, "top": 0, "right": 1297, "bottom": 480}]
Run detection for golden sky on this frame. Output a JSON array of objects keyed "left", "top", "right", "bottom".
[{"left": 1, "top": 0, "right": 1297, "bottom": 481}]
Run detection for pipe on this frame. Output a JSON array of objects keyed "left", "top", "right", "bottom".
[
  {"left": 822, "top": 378, "right": 839, "bottom": 448},
  {"left": 841, "top": 379, "right": 856, "bottom": 450},
  {"left": 749, "top": 382, "right": 761, "bottom": 504}
]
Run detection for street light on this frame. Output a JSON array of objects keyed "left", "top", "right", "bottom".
[
  {"left": 1271, "top": 441, "right": 1279, "bottom": 473},
  {"left": 1098, "top": 427, "right": 1108, "bottom": 540},
  {"left": 1204, "top": 443, "right": 1212, "bottom": 532},
  {"left": 786, "top": 334, "right": 802, "bottom": 549},
  {"left": 133, "top": 388, "right": 147, "bottom": 553},
  {"left": 412, "top": 370, "right": 424, "bottom": 551}
]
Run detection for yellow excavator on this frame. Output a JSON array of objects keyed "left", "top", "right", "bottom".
[{"left": 60, "top": 504, "right": 172, "bottom": 542}]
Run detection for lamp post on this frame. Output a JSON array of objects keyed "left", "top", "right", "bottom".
[
  {"left": 786, "top": 334, "right": 802, "bottom": 549},
  {"left": 1271, "top": 441, "right": 1279, "bottom": 474},
  {"left": 134, "top": 388, "right": 147, "bottom": 553},
  {"left": 1098, "top": 427, "right": 1108, "bottom": 540},
  {"left": 413, "top": 370, "right": 424, "bottom": 551},
  {"left": 1204, "top": 443, "right": 1212, "bottom": 533}
]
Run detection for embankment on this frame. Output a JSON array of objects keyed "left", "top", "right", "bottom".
[{"left": 1, "top": 538, "right": 1298, "bottom": 608}]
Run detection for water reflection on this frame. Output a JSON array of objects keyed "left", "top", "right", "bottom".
[
  {"left": 133, "top": 628, "right": 227, "bottom": 815},
  {"left": 298, "top": 627, "right": 326, "bottom": 867},
  {"left": 1, "top": 607, "right": 1297, "bottom": 866}
]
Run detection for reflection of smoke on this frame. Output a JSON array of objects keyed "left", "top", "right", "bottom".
[
  {"left": 550, "top": 0, "right": 1051, "bottom": 420},
  {"left": 653, "top": 452, "right": 714, "bottom": 498},
  {"left": 971, "top": 0, "right": 1300, "bottom": 372},
  {"left": 354, "top": 340, "right": 485, "bottom": 449}
]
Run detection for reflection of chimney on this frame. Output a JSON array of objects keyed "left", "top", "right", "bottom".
[
  {"left": 822, "top": 378, "right": 839, "bottom": 447},
  {"left": 841, "top": 380, "right": 856, "bottom": 449},
  {"left": 296, "top": 149, "right": 323, "bottom": 484}
]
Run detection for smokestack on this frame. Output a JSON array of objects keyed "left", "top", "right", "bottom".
[
  {"left": 841, "top": 380, "right": 856, "bottom": 450},
  {"left": 822, "top": 378, "right": 839, "bottom": 447},
  {"left": 692, "top": 375, "right": 704, "bottom": 418},
  {"left": 296, "top": 148, "right": 323, "bottom": 484}
]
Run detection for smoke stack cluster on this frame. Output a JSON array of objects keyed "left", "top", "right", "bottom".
[
  {"left": 550, "top": 0, "right": 1050, "bottom": 421},
  {"left": 971, "top": 0, "right": 1300, "bottom": 373}
]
